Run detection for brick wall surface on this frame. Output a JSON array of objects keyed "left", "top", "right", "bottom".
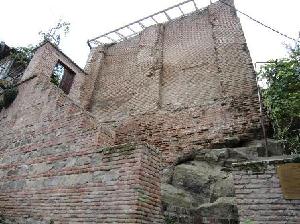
[
  {"left": 0, "top": 43, "right": 162, "bottom": 223},
  {"left": 233, "top": 160, "right": 300, "bottom": 224},
  {"left": 0, "top": 0, "right": 266, "bottom": 222},
  {"left": 115, "top": 95, "right": 261, "bottom": 164},
  {"left": 0, "top": 143, "right": 162, "bottom": 223},
  {"left": 161, "top": 6, "right": 219, "bottom": 108},
  {"left": 90, "top": 25, "right": 164, "bottom": 121},
  {"left": 88, "top": 0, "right": 262, "bottom": 165}
]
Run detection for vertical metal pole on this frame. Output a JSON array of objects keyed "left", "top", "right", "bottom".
[{"left": 255, "top": 62, "right": 268, "bottom": 157}]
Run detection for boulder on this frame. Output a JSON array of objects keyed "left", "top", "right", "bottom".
[
  {"left": 161, "top": 183, "right": 198, "bottom": 208},
  {"left": 195, "top": 197, "right": 238, "bottom": 221}
]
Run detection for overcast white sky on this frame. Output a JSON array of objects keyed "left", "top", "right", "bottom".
[{"left": 1, "top": 0, "right": 299, "bottom": 68}]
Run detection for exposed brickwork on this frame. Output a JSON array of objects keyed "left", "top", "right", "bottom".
[
  {"left": 90, "top": 25, "right": 164, "bottom": 121},
  {"left": 0, "top": 1, "right": 270, "bottom": 223},
  {"left": 0, "top": 143, "right": 162, "bottom": 223},
  {"left": 82, "top": 45, "right": 107, "bottom": 110},
  {"left": 233, "top": 159, "right": 300, "bottom": 224},
  {"left": 0, "top": 43, "right": 162, "bottom": 223},
  {"left": 89, "top": 0, "right": 262, "bottom": 165},
  {"left": 115, "top": 95, "right": 261, "bottom": 164},
  {"left": 161, "top": 7, "right": 220, "bottom": 108},
  {"left": 20, "top": 42, "right": 87, "bottom": 106}
]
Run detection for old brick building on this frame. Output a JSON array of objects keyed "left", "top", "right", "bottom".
[
  {"left": 0, "top": 0, "right": 275, "bottom": 223},
  {"left": 85, "top": 0, "right": 261, "bottom": 164}
]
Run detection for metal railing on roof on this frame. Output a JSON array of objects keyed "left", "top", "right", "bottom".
[{"left": 87, "top": 0, "right": 209, "bottom": 48}]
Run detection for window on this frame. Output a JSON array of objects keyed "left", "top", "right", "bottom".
[{"left": 51, "top": 61, "right": 75, "bottom": 94}]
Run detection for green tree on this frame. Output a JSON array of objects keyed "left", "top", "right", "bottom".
[
  {"left": 0, "top": 20, "right": 70, "bottom": 110},
  {"left": 38, "top": 20, "right": 70, "bottom": 47},
  {"left": 10, "top": 46, "right": 35, "bottom": 68},
  {"left": 259, "top": 43, "right": 300, "bottom": 154},
  {"left": 9, "top": 20, "right": 70, "bottom": 84}
]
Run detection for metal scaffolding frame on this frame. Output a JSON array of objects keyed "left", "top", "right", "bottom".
[{"left": 87, "top": 0, "right": 204, "bottom": 48}]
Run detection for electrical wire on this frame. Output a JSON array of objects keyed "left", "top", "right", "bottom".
[{"left": 217, "top": 0, "right": 300, "bottom": 44}]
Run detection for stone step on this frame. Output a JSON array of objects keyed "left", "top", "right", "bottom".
[{"left": 195, "top": 139, "right": 284, "bottom": 165}]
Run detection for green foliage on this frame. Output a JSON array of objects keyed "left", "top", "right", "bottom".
[
  {"left": 50, "top": 63, "right": 64, "bottom": 86},
  {"left": 242, "top": 220, "right": 254, "bottom": 224},
  {"left": 0, "top": 20, "right": 71, "bottom": 109},
  {"left": 292, "top": 154, "right": 300, "bottom": 163},
  {"left": 164, "top": 216, "right": 176, "bottom": 224},
  {"left": 259, "top": 43, "right": 300, "bottom": 154},
  {"left": 9, "top": 20, "right": 70, "bottom": 71},
  {"left": 50, "top": 73, "right": 60, "bottom": 86},
  {"left": 0, "top": 87, "right": 18, "bottom": 111},
  {"left": 0, "top": 79, "right": 11, "bottom": 89},
  {"left": 3, "top": 88, "right": 18, "bottom": 107},
  {"left": 38, "top": 20, "right": 70, "bottom": 47},
  {"left": 10, "top": 45, "right": 35, "bottom": 68}
]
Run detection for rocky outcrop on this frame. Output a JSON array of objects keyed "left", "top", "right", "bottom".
[
  {"left": 161, "top": 139, "right": 281, "bottom": 224},
  {"left": 0, "top": 215, "right": 49, "bottom": 224}
]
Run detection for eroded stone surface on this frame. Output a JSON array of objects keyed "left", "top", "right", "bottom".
[{"left": 161, "top": 144, "right": 263, "bottom": 223}]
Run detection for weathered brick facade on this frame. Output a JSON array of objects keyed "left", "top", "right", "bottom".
[
  {"left": 87, "top": 0, "right": 261, "bottom": 165},
  {"left": 0, "top": 43, "right": 162, "bottom": 223},
  {"left": 233, "top": 158, "right": 300, "bottom": 224},
  {"left": 0, "top": 0, "right": 271, "bottom": 223}
]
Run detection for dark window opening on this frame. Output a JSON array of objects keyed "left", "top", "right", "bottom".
[{"left": 51, "top": 61, "right": 75, "bottom": 94}]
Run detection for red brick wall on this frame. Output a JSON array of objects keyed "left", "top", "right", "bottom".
[
  {"left": 0, "top": 43, "right": 162, "bottom": 223},
  {"left": 0, "top": 0, "right": 264, "bottom": 221},
  {"left": 115, "top": 94, "right": 261, "bottom": 164},
  {"left": 0, "top": 142, "right": 162, "bottom": 223},
  {"left": 88, "top": 0, "right": 262, "bottom": 165},
  {"left": 89, "top": 0, "right": 257, "bottom": 112},
  {"left": 233, "top": 159, "right": 300, "bottom": 224},
  {"left": 90, "top": 25, "right": 163, "bottom": 121}
]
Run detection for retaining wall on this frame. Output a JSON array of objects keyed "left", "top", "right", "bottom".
[
  {"left": 0, "top": 43, "right": 162, "bottom": 223},
  {"left": 232, "top": 158, "right": 300, "bottom": 224}
]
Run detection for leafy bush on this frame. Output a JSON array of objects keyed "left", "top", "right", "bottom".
[
  {"left": 10, "top": 46, "right": 35, "bottom": 68},
  {"left": 259, "top": 43, "right": 300, "bottom": 154},
  {"left": 0, "top": 87, "right": 18, "bottom": 111},
  {"left": 164, "top": 216, "right": 176, "bottom": 224},
  {"left": 243, "top": 220, "right": 254, "bottom": 224}
]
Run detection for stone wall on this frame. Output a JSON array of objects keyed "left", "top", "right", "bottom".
[
  {"left": 0, "top": 43, "right": 162, "bottom": 223},
  {"left": 88, "top": 0, "right": 262, "bottom": 165},
  {"left": 232, "top": 158, "right": 300, "bottom": 224},
  {"left": 0, "top": 143, "right": 162, "bottom": 223}
]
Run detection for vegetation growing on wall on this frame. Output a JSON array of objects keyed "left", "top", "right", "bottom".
[
  {"left": 39, "top": 20, "right": 70, "bottom": 47},
  {"left": 10, "top": 20, "right": 70, "bottom": 70},
  {"left": 0, "top": 81, "right": 18, "bottom": 111},
  {"left": 10, "top": 46, "right": 35, "bottom": 68},
  {"left": 0, "top": 20, "right": 71, "bottom": 111},
  {"left": 259, "top": 43, "right": 300, "bottom": 154}
]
